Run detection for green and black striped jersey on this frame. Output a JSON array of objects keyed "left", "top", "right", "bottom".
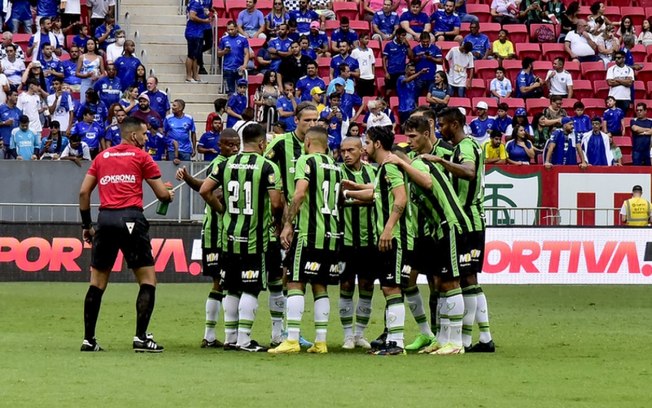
[
  {"left": 452, "top": 137, "right": 486, "bottom": 232},
  {"left": 407, "top": 140, "right": 455, "bottom": 238},
  {"left": 411, "top": 158, "right": 473, "bottom": 240},
  {"left": 202, "top": 155, "right": 228, "bottom": 249},
  {"left": 264, "top": 132, "right": 304, "bottom": 202},
  {"left": 209, "top": 152, "right": 282, "bottom": 255},
  {"left": 341, "top": 162, "right": 376, "bottom": 248},
  {"left": 373, "top": 163, "right": 415, "bottom": 251},
  {"left": 294, "top": 153, "right": 342, "bottom": 251}
]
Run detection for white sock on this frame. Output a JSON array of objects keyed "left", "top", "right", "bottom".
[
  {"left": 386, "top": 294, "right": 405, "bottom": 348},
  {"left": 286, "top": 290, "right": 304, "bottom": 342},
  {"left": 314, "top": 294, "right": 330, "bottom": 343},
  {"left": 462, "top": 285, "right": 478, "bottom": 347},
  {"left": 223, "top": 293, "right": 240, "bottom": 345},
  {"left": 435, "top": 295, "right": 445, "bottom": 339},
  {"left": 404, "top": 286, "right": 433, "bottom": 337},
  {"left": 476, "top": 287, "right": 493, "bottom": 343},
  {"left": 339, "top": 291, "right": 354, "bottom": 339},
  {"left": 268, "top": 289, "right": 285, "bottom": 340},
  {"left": 204, "top": 291, "right": 222, "bottom": 342},
  {"left": 354, "top": 290, "right": 373, "bottom": 338},
  {"left": 446, "top": 289, "right": 464, "bottom": 348},
  {"left": 236, "top": 293, "right": 258, "bottom": 347}
]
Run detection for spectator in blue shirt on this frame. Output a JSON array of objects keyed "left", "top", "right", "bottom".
[
  {"left": 94, "top": 63, "right": 123, "bottom": 108},
  {"left": 185, "top": 0, "right": 211, "bottom": 84},
  {"left": 62, "top": 45, "right": 82, "bottom": 91},
  {"left": 572, "top": 101, "right": 592, "bottom": 135},
  {"left": 9, "top": 115, "right": 39, "bottom": 160},
  {"left": 76, "top": 89, "right": 109, "bottom": 126},
  {"left": 95, "top": 14, "right": 121, "bottom": 51},
  {"left": 307, "top": 21, "right": 330, "bottom": 57},
  {"left": 114, "top": 40, "right": 142, "bottom": 92},
  {"left": 493, "top": 102, "right": 513, "bottom": 134},
  {"left": 226, "top": 78, "right": 248, "bottom": 128},
  {"left": 382, "top": 28, "right": 411, "bottom": 98},
  {"left": 265, "top": 0, "right": 290, "bottom": 38},
  {"left": 412, "top": 32, "right": 442, "bottom": 96},
  {"left": 630, "top": 102, "right": 652, "bottom": 166},
  {"left": 11, "top": 0, "right": 33, "bottom": 35},
  {"left": 237, "top": 0, "right": 267, "bottom": 39},
  {"left": 267, "top": 23, "right": 292, "bottom": 73},
  {"left": 39, "top": 44, "right": 63, "bottom": 92},
  {"left": 602, "top": 96, "right": 624, "bottom": 136},
  {"left": 331, "top": 17, "right": 359, "bottom": 54},
  {"left": 299, "top": 36, "right": 317, "bottom": 61},
  {"left": 103, "top": 105, "right": 127, "bottom": 149},
  {"left": 470, "top": 100, "right": 495, "bottom": 144},
  {"left": 463, "top": 22, "right": 491, "bottom": 60},
  {"left": 426, "top": 70, "right": 451, "bottom": 113},
  {"left": 515, "top": 57, "right": 543, "bottom": 99},
  {"left": 289, "top": 0, "right": 321, "bottom": 35},
  {"left": 372, "top": 1, "right": 400, "bottom": 41},
  {"left": 320, "top": 92, "right": 345, "bottom": 155},
  {"left": 28, "top": 17, "right": 61, "bottom": 61},
  {"left": 296, "top": 60, "right": 325, "bottom": 102},
  {"left": 164, "top": 99, "right": 197, "bottom": 161},
  {"left": 145, "top": 76, "right": 171, "bottom": 120},
  {"left": 277, "top": 82, "right": 298, "bottom": 132},
  {"left": 454, "top": 0, "right": 479, "bottom": 24},
  {"left": 506, "top": 125, "right": 535, "bottom": 165},
  {"left": 330, "top": 41, "right": 359, "bottom": 79},
  {"left": 545, "top": 117, "right": 588, "bottom": 167},
  {"left": 0, "top": 90, "right": 21, "bottom": 159},
  {"left": 400, "top": 0, "right": 431, "bottom": 40},
  {"left": 217, "top": 21, "right": 250, "bottom": 95},
  {"left": 73, "top": 24, "right": 91, "bottom": 50},
  {"left": 197, "top": 116, "right": 222, "bottom": 161},
  {"left": 431, "top": 0, "right": 462, "bottom": 42},
  {"left": 72, "top": 107, "right": 105, "bottom": 158},
  {"left": 396, "top": 63, "right": 427, "bottom": 124}
]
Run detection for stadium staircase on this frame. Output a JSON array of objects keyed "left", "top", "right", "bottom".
[{"left": 119, "top": 0, "right": 221, "bottom": 130}]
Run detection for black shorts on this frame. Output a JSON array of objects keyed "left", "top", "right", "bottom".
[
  {"left": 202, "top": 246, "right": 221, "bottom": 278},
  {"left": 91, "top": 208, "right": 154, "bottom": 270},
  {"left": 221, "top": 252, "right": 267, "bottom": 294},
  {"left": 288, "top": 243, "right": 341, "bottom": 285},
  {"left": 266, "top": 241, "right": 283, "bottom": 282},
  {"left": 340, "top": 246, "right": 379, "bottom": 282},
  {"left": 186, "top": 36, "right": 203, "bottom": 60},
  {"left": 461, "top": 230, "right": 486, "bottom": 276},
  {"left": 377, "top": 240, "right": 412, "bottom": 288},
  {"left": 412, "top": 236, "right": 437, "bottom": 275},
  {"left": 385, "top": 73, "right": 401, "bottom": 91},
  {"left": 433, "top": 229, "right": 467, "bottom": 279}
]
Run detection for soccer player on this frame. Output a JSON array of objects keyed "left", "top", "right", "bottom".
[
  {"left": 344, "top": 126, "right": 414, "bottom": 356},
  {"left": 79, "top": 116, "right": 174, "bottom": 353},
  {"left": 200, "top": 123, "right": 284, "bottom": 352},
  {"left": 175, "top": 129, "right": 241, "bottom": 348},
  {"left": 385, "top": 116, "right": 473, "bottom": 355},
  {"left": 339, "top": 136, "right": 376, "bottom": 350},
  {"left": 422, "top": 107, "right": 495, "bottom": 352},
  {"left": 269, "top": 126, "right": 342, "bottom": 354},
  {"left": 265, "top": 101, "right": 319, "bottom": 346}
]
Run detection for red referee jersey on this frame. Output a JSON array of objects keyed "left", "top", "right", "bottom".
[{"left": 87, "top": 144, "right": 162, "bottom": 210}]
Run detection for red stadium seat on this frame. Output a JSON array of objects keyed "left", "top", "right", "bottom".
[
  {"left": 212, "top": 0, "right": 227, "bottom": 19},
  {"left": 467, "top": 4, "right": 491, "bottom": 23},
  {"left": 529, "top": 23, "right": 557, "bottom": 42},
  {"left": 317, "top": 57, "right": 331, "bottom": 78},
  {"left": 227, "top": 0, "right": 247, "bottom": 21},
  {"left": 369, "top": 39, "right": 382, "bottom": 58},
  {"left": 449, "top": 97, "right": 472, "bottom": 111},
  {"left": 257, "top": 0, "right": 273, "bottom": 16},
  {"left": 438, "top": 41, "right": 459, "bottom": 57},
  {"left": 247, "top": 74, "right": 263, "bottom": 99},
  {"left": 474, "top": 59, "right": 499, "bottom": 81},
  {"left": 333, "top": 2, "right": 360, "bottom": 21},
  {"left": 395, "top": 134, "right": 408, "bottom": 144},
  {"left": 578, "top": 6, "right": 590, "bottom": 20},
  {"left": 561, "top": 98, "right": 578, "bottom": 111},
  {"left": 593, "top": 80, "right": 610, "bottom": 99},
  {"left": 571, "top": 80, "right": 593, "bottom": 100},
  {"left": 526, "top": 98, "right": 549, "bottom": 116},
  {"left": 350, "top": 20, "right": 371, "bottom": 35},
  {"left": 481, "top": 23, "right": 502, "bottom": 42},
  {"left": 563, "top": 60, "right": 580, "bottom": 78},
  {"left": 580, "top": 61, "right": 606, "bottom": 82},
  {"left": 620, "top": 8, "right": 644, "bottom": 27},
  {"left": 502, "top": 59, "right": 522, "bottom": 83},
  {"left": 647, "top": 81, "right": 652, "bottom": 98},
  {"left": 468, "top": 78, "right": 487, "bottom": 98},
  {"left": 541, "top": 43, "right": 565, "bottom": 62},
  {"left": 324, "top": 20, "right": 340, "bottom": 38},
  {"left": 582, "top": 98, "right": 606, "bottom": 118},
  {"left": 375, "top": 76, "right": 386, "bottom": 95},
  {"left": 533, "top": 61, "right": 553, "bottom": 80},
  {"left": 499, "top": 97, "right": 525, "bottom": 116},
  {"left": 631, "top": 45, "right": 647, "bottom": 64},
  {"left": 502, "top": 24, "right": 528, "bottom": 43},
  {"left": 418, "top": 96, "right": 427, "bottom": 106},
  {"left": 13, "top": 33, "right": 30, "bottom": 55},
  {"left": 460, "top": 22, "right": 471, "bottom": 38},
  {"left": 66, "top": 35, "right": 75, "bottom": 49},
  {"left": 515, "top": 43, "right": 540, "bottom": 60},
  {"left": 471, "top": 97, "right": 497, "bottom": 115},
  {"left": 646, "top": 44, "right": 652, "bottom": 62},
  {"left": 248, "top": 37, "right": 266, "bottom": 58},
  {"left": 647, "top": 6, "right": 652, "bottom": 18},
  {"left": 603, "top": 6, "right": 621, "bottom": 24},
  {"left": 635, "top": 63, "right": 652, "bottom": 83},
  {"left": 634, "top": 80, "right": 646, "bottom": 100},
  {"left": 374, "top": 60, "right": 385, "bottom": 81},
  {"left": 622, "top": 154, "right": 632, "bottom": 165},
  {"left": 610, "top": 0, "right": 631, "bottom": 6}
]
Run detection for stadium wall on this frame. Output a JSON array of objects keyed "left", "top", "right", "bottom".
[{"left": 2, "top": 225, "right": 652, "bottom": 284}]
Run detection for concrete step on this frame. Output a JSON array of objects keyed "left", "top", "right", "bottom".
[
  {"left": 128, "top": 15, "right": 187, "bottom": 26},
  {"left": 121, "top": 0, "right": 178, "bottom": 5},
  {"left": 133, "top": 33, "right": 186, "bottom": 45},
  {"left": 171, "top": 92, "right": 218, "bottom": 103},
  {"left": 157, "top": 73, "right": 222, "bottom": 85},
  {"left": 138, "top": 43, "right": 188, "bottom": 56},
  {"left": 146, "top": 63, "right": 184, "bottom": 75},
  {"left": 123, "top": 5, "right": 180, "bottom": 15}
]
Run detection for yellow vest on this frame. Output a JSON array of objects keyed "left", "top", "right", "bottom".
[{"left": 625, "top": 197, "right": 651, "bottom": 227}]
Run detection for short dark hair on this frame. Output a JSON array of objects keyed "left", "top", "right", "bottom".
[
  {"left": 522, "top": 57, "right": 534, "bottom": 69},
  {"left": 242, "top": 123, "right": 265, "bottom": 144},
  {"left": 614, "top": 50, "right": 626, "bottom": 59},
  {"left": 340, "top": 16, "right": 349, "bottom": 24},
  {"left": 367, "top": 126, "right": 394, "bottom": 151},
  {"left": 295, "top": 101, "right": 317, "bottom": 118},
  {"left": 573, "top": 101, "right": 585, "bottom": 110},
  {"left": 120, "top": 116, "right": 146, "bottom": 136},
  {"left": 490, "top": 129, "right": 502, "bottom": 139},
  {"left": 637, "top": 102, "right": 648, "bottom": 111},
  {"left": 19, "top": 115, "right": 29, "bottom": 124},
  {"left": 403, "top": 116, "right": 429, "bottom": 134},
  {"left": 497, "top": 102, "right": 509, "bottom": 111},
  {"left": 438, "top": 107, "right": 466, "bottom": 128}
]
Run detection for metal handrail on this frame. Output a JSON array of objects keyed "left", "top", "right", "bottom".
[
  {"left": 211, "top": 13, "right": 219, "bottom": 75},
  {"left": 266, "top": 107, "right": 277, "bottom": 133},
  {"left": 0, "top": 203, "right": 99, "bottom": 223},
  {"left": 140, "top": 49, "right": 148, "bottom": 71},
  {"left": 485, "top": 206, "right": 622, "bottom": 227},
  {"left": 122, "top": 12, "right": 130, "bottom": 44}
]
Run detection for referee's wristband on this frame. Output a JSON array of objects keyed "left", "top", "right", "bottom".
[{"left": 80, "top": 209, "right": 92, "bottom": 229}]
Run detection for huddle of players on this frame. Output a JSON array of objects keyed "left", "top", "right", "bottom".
[{"left": 180, "top": 101, "right": 495, "bottom": 355}]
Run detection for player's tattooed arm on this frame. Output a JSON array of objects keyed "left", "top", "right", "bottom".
[{"left": 392, "top": 204, "right": 405, "bottom": 214}]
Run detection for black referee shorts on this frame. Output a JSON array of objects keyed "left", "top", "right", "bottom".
[{"left": 91, "top": 208, "right": 154, "bottom": 271}]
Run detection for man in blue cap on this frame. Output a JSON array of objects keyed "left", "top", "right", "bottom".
[{"left": 544, "top": 116, "right": 588, "bottom": 168}]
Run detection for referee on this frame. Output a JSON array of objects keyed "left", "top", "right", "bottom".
[{"left": 79, "top": 116, "right": 174, "bottom": 353}]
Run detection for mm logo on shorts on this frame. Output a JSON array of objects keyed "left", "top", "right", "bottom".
[
  {"left": 401, "top": 265, "right": 412, "bottom": 274},
  {"left": 241, "top": 270, "right": 260, "bottom": 281},
  {"left": 459, "top": 253, "right": 472, "bottom": 263},
  {"left": 470, "top": 249, "right": 482, "bottom": 259},
  {"left": 206, "top": 253, "right": 219, "bottom": 262},
  {"left": 329, "top": 264, "right": 341, "bottom": 274},
  {"left": 304, "top": 262, "right": 321, "bottom": 272}
]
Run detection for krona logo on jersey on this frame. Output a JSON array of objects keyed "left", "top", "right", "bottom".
[{"left": 99, "top": 174, "right": 136, "bottom": 185}]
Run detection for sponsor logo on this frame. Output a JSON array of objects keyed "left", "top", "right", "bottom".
[
  {"left": 228, "top": 163, "right": 259, "bottom": 170},
  {"left": 320, "top": 163, "right": 341, "bottom": 172},
  {"left": 228, "top": 235, "right": 248, "bottom": 243},
  {"left": 459, "top": 253, "right": 472, "bottom": 263},
  {"left": 99, "top": 174, "right": 136, "bottom": 185},
  {"left": 241, "top": 270, "right": 260, "bottom": 280},
  {"left": 304, "top": 261, "right": 321, "bottom": 272},
  {"left": 329, "top": 264, "right": 341, "bottom": 274},
  {"left": 401, "top": 265, "right": 412, "bottom": 274},
  {"left": 206, "top": 253, "right": 219, "bottom": 262}
]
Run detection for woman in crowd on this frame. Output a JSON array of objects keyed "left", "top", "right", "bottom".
[
  {"left": 637, "top": 18, "right": 652, "bottom": 46},
  {"left": 119, "top": 86, "right": 140, "bottom": 114},
  {"left": 506, "top": 125, "right": 535, "bottom": 165},
  {"left": 76, "top": 37, "right": 104, "bottom": 104},
  {"left": 253, "top": 70, "right": 280, "bottom": 124},
  {"left": 426, "top": 71, "right": 450, "bottom": 114}
]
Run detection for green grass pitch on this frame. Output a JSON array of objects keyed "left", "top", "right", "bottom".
[{"left": 0, "top": 283, "right": 650, "bottom": 407}]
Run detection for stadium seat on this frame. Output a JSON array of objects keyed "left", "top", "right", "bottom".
[
  {"left": 593, "top": 80, "right": 609, "bottom": 99},
  {"left": 227, "top": 0, "right": 247, "bottom": 21},
  {"left": 468, "top": 78, "right": 487, "bottom": 98},
  {"left": 395, "top": 134, "right": 408, "bottom": 144},
  {"left": 580, "top": 61, "right": 605, "bottom": 82},
  {"left": 571, "top": 80, "right": 593, "bottom": 100},
  {"left": 515, "top": 43, "right": 540, "bottom": 60},
  {"left": 614, "top": 136, "right": 632, "bottom": 156},
  {"left": 369, "top": 39, "right": 382, "bottom": 58},
  {"left": 533, "top": 61, "right": 553, "bottom": 80},
  {"left": 467, "top": 4, "right": 491, "bottom": 23},
  {"left": 333, "top": 2, "right": 360, "bottom": 21},
  {"left": 562, "top": 60, "right": 580, "bottom": 78},
  {"left": 247, "top": 74, "right": 263, "bottom": 98},
  {"left": 324, "top": 20, "right": 340, "bottom": 38},
  {"left": 582, "top": 98, "right": 606, "bottom": 117},
  {"left": 610, "top": 0, "right": 631, "bottom": 6},
  {"left": 578, "top": 6, "right": 591, "bottom": 20},
  {"left": 460, "top": 22, "right": 471, "bottom": 38},
  {"left": 603, "top": 6, "right": 621, "bottom": 23},
  {"left": 621, "top": 8, "right": 644, "bottom": 27},
  {"left": 647, "top": 6, "right": 652, "bottom": 18},
  {"left": 499, "top": 97, "right": 525, "bottom": 116},
  {"left": 481, "top": 23, "right": 502, "bottom": 42},
  {"left": 526, "top": 98, "right": 549, "bottom": 116},
  {"left": 471, "top": 97, "right": 497, "bottom": 115},
  {"left": 634, "top": 80, "right": 646, "bottom": 100},
  {"left": 636, "top": 63, "right": 652, "bottom": 83},
  {"left": 438, "top": 41, "right": 459, "bottom": 56},
  {"left": 212, "top": 0, "right": 227, "bottom": 19},
  {"left": 13, "top": 33, "right": 30, "bottom": 55},
  {"left": 449, "top": 97, "right": 472, "bottom": 112},
  {"left": 631, "top": 45, "right": 647, "bottom": 63},
  {"left": 248, "top": 37, "right": 266, "bottom": 58},
  {"left": 647, "top": 81, "right": 652, "bottom": 98},
  {"left": 350, "top": 20, "right": 371, "bottom": 35},
  {"left": 646, "top": 45, "right": 652, "bottom": 62},
  {"left": 418, "top": 96, "right": 427, "bottom": 106},
  {"left": 502, "top": 59, "right": 522, "bottom": 83},
  {"left": 502, "top": 24, "right": 528, "bottom": 43},
  {"left": 317, "top": 57, "right": 331, "bottom": 78},
  {"left": 541, "top": 43, "right": 565, "bottom": 62},
  {"left": 561, "top": 98, "right": 578, "bottom": 111},
  {"left": 375, "top": 76, "right": 386, "bottom": 95},
  {"left": 374, "top": 62, "right": 385, "bottom": 81},
  {"left": 474, "top": 59, "right": 499, "bottom": 81},
  {"left": 257, "top": 0, "right": 272, "bottom": 16},
  {"left": 529, "top": 23, "right": 557, "bottom": 42}
]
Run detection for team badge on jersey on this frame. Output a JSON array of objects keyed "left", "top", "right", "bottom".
[
  {"left": 211, "top": 166, "right": 219, "bottom": 177},
  {"left": 268, "top": 173, "right": 276, "bottom": 184},
  {"left": 304, "top": 164, "right": 311, "bottom": 174}
]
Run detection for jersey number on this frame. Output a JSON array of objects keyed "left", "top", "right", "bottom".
[
  {"left": 320, "top": 180, "right": 340, "bottom": 217},
  {"left": 227, "top": 180, "right": 254, "bottom": 215}
]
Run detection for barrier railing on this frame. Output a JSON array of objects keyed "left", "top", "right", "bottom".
[
  {"left": 0, "top": 203, "right": 100, "bottom": 223},
  {"left": 485, "top": 207, "right": 622, "bottom": 227}
]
